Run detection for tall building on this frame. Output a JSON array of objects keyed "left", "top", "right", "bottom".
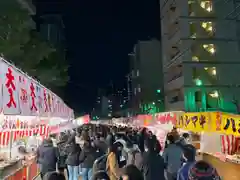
[
  {"left": 130, "top": 39, "right": 164, "bottom": 114},
  {"left": 160, "top": 0, "right": 240, "bottom": 112}
]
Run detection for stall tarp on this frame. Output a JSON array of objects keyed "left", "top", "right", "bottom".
[{"left": 49, "top": 121, "right": 76, "bottom": 134}]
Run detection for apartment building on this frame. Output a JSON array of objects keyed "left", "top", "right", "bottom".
[
  {"left": 130, "top": 39, "right": 164, "bottom": 113},
  {"left": 161, "top": 0, "right": 240, "bottom": 112}
]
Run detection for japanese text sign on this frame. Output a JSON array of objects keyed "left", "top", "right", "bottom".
[
  {"left": 0, "top": 59, "right": 73, "bottom": 118},
  {"left": 179, "top": 112, "right": 210, "bottom": 132},
  {"left": 221, "top": 113, "right": 240, "bottom": 136},
  {"left": 18, "top": 72, "right": 30, "bottom": 116},
  {"left": 2, "top": 63, "right": 20, "bottom": 114},
  {"left": 29, "top": 81, "right": 38, "bottom": 115}
]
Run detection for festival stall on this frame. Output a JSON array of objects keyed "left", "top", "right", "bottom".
[
  {"left": 0, "top": 58, "right": 74, "bottom": 179},
  {"left": 177, "top": 111, "right": 240, "bottom": 180},
  {"left": 111, "top": 111, "right": 183, "bottom": 151}
]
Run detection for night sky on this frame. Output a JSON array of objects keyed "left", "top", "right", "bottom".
[{"left": 36, "top": 0, "right": 160, "bottom": 113}]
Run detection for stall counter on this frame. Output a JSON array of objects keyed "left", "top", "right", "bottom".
[{"left": 202, "top": 153, "right": 240, "bottom": 180}]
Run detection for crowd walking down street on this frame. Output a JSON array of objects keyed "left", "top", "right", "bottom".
[{"left": 36, "top": 124, "right": 221, "bottom": 180}]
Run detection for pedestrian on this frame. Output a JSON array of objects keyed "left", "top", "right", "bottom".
[
  {"left": 66, "top": 135, "right": 81, "bottom": 180},
  {"left": 94, "top": 133, "right": 108, "bottom": 153},
  {"left": 163, "top": 134, "right": 183, "bottom": 180},
  {"left": 106, "top": 143, "right": 122, "bottom": 180},
  {"left": 79, "top": 140, "right": 97, "bottom": 180},
  {"left": 121, "top": 164, "right": 144, "bottom": 180},
  {"left": 177, "top": 144, "right": 196, "bottom": 180},
  {"left": 188, "top": 160, "right": 221, "bottom": 180},
  {"left": 57, "top": 134, "right": 68, "bottom": 176},
  {"left": 36, "top": 139, "right": 59, "bottom": 179},
  {"left": 138, "top": 138, "right": 165, "bottom": 180}
]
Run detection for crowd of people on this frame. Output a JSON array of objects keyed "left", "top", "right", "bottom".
[{"left": 36, "top": 124, "right": 222, "bottom": 180}]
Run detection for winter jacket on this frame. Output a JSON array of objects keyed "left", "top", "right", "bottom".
[
  {"left": 139, "top": 151, "right": 165, "bottom": 180},
  {"left": 106, "top": 152, "right": 122, "bottom": 180},
  {"left": 57, "top": 141, "right": 68, "bottom": 168},
  {"left": 79, "top": 145, "right": 99, "bottom": 168},
  {"left": 37, "top": 141, "right": 59, "bottom": 174},
  {"left": 65, "top": 142, "right": 81, "bottom": 166},
  {"left": 163, "top": 143, "right": 183, "bottom": 174}
]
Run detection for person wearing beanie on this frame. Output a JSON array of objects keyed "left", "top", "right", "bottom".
[
  {"left": 177, "top": 144, "right": 196, "bottom": 180},
  {"left": 188, "top": 160, "right": 221, "bottom": 180}
]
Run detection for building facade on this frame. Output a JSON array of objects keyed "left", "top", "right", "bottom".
[
  {"left": 161, "top": 0, "right": 240, "bottom": 112},
  {"left": 130, "top": 39, "right": 164, "bottom": 114}
]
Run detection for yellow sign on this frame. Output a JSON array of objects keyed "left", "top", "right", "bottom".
[
  {"left": 220, "top": 113, "right": 240, "bottom": 136},
  {"left": 178, "top": 112, "right": 211, "bottom": 132}
]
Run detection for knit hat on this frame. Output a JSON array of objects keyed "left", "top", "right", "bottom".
[{"left": 188, "top": 160, "right": 221, "bottom": 180}]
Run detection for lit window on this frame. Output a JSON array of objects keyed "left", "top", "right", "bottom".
[
  {"left": 201, "top": 22, "right": 213, "bottom": 32},
  {"left": 200, "top": 1, "right": 213, "bottom": 12},
  {"left": 134, "top": 88, "right": 137, "bottom": 95},
  {"left": 203, "top": 44, "right": 215, "bottom": 54},
  {"left": 211, "top": 67, "right": 216, "bottom": 75},
  {"left": 136, "top": 70, "right": 139, "bottom": 77},
  {"left": 138, "top": 84, "right": 141, "bottom": 92},
  {"left": 192, "top": 56, "right": 199, "bottom": 61}
]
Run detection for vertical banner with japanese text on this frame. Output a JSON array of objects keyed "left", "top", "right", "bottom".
[
  {"left": 2, "top": 62, "right": 20, "bottom": 115},
  {"left": 43, "top": 88, "right": 49, "bottom": 116},
  {"left": 47, "top": 91, "right": 52, "bottom": 116},
  {"left": 36, "top": 84, "right": 44, "bottom": 115},
  {"left": 220, "top": 112, "right": 240, "bottom": 136},
  {"left": 17, "top": 72, "right": 30, "bottom": 116},
  {"left": 29, "top": 80, "right": 38, "bottom": 115}
]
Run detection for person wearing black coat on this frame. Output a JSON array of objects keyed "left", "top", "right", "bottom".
[
  {"left": 66, "top": 135, "right": 81, "bottom": 180},
  {"left": 79, "top": 140, "right": 100, "bottom": 180},
  {"left": 37, "top": 139, "right": 59, "bottom": 179},
  {"left": 139, "top": 138, "right": 165, "bottom": 180}
]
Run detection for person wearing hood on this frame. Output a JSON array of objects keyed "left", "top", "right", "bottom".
[
  {"left": 177, "top": 144, "right": 196, "bottom": 180},
  {"left": 37, "top": 138, "right": 59, "bottom": 179},
  {"left": 66, "top": 135, "right": 81, "bottom": 180},
  {"left": 163, "top": 134, "right": 183, "bottom": 180}
]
